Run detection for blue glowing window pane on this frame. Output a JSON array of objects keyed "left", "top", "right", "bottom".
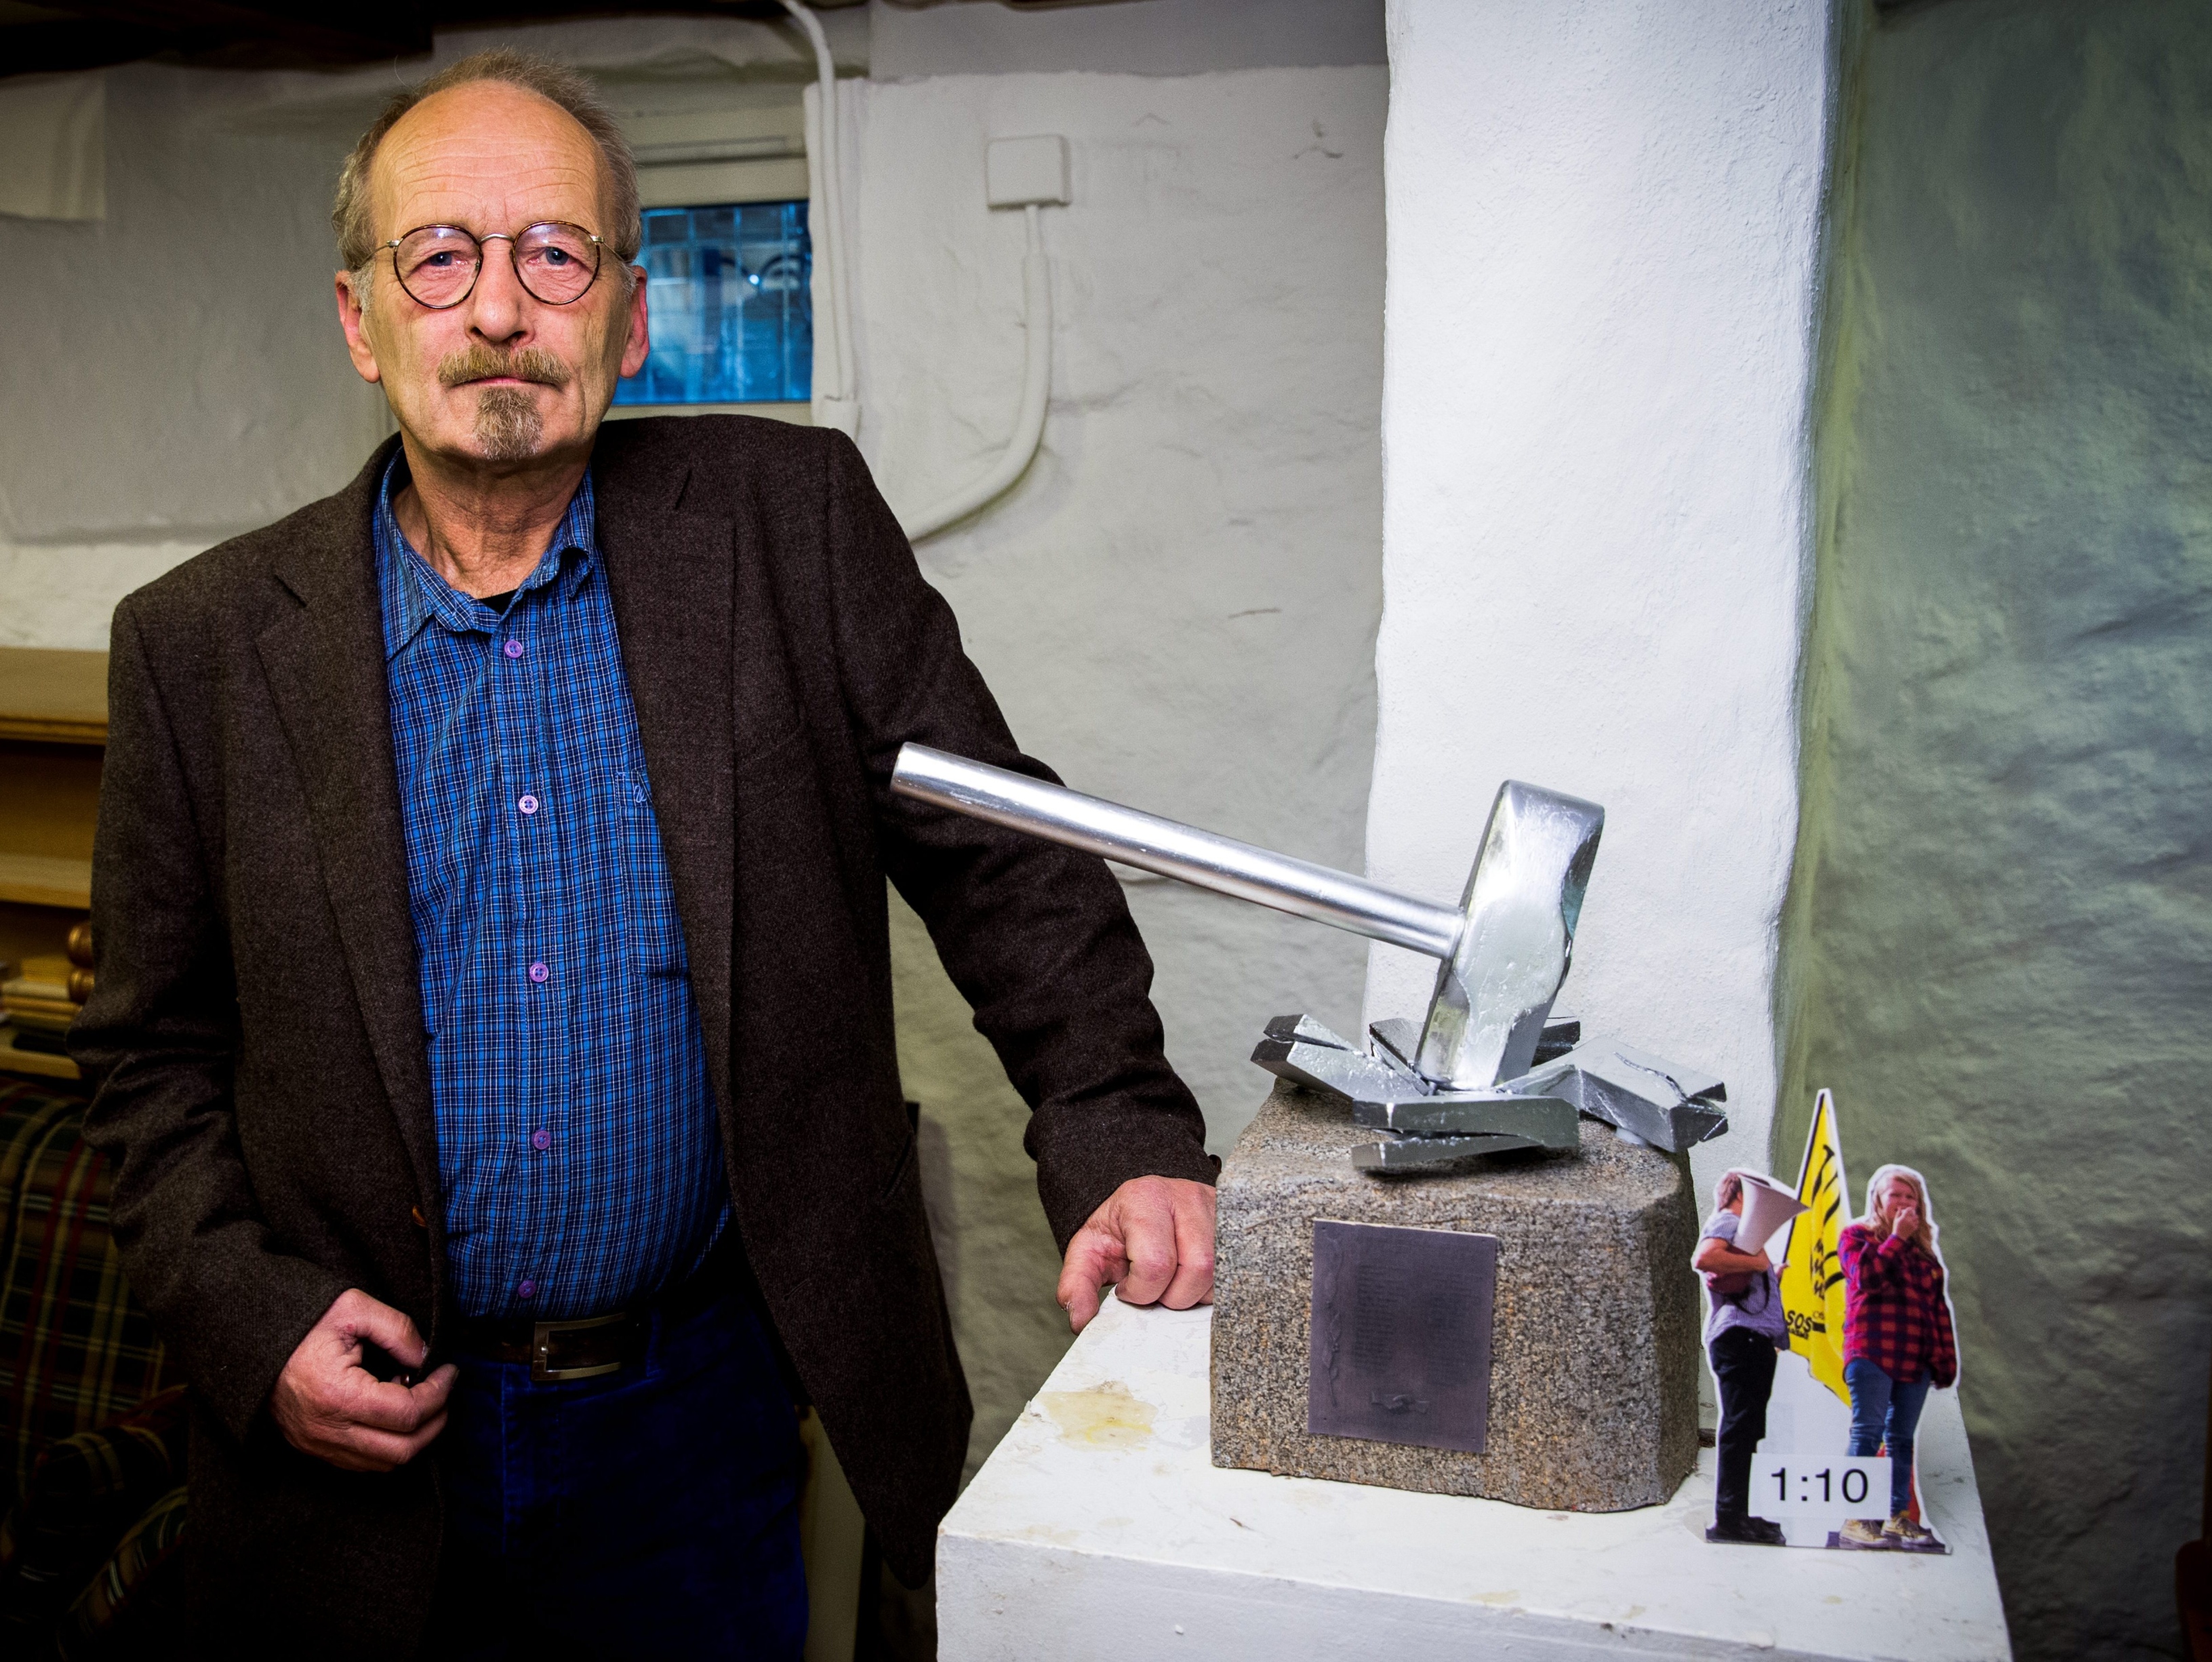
[{"left": 614, "top": 200, "right": 811, "bottom": 405}]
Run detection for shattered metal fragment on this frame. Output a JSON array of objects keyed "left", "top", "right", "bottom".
[{"left": 1350, "top": 1133, "right": 1547, "bottom": 1174}]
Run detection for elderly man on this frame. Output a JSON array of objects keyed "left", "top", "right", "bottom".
[{"left": 73, "top": 48, "right": 1217, "bottom": 1655}]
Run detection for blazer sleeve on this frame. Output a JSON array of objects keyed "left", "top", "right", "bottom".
[
  {"left": 813, "top": 431, "right": 1218, "bottom": 1249},
  {"left": 70, "top": 599, "right": 350, "bottom": 1443}
]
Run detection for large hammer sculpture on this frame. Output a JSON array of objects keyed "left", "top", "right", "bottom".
[{"left": 889, "top": 745, "right": 1727, "bottom": 1171}]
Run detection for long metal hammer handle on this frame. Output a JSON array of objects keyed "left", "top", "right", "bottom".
[{"left": 889, "top": 744, "right": 1464, "bottom": 961}]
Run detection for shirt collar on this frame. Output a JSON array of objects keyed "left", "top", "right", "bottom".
[{"left": 373, "top": 452, "right": 601, "bottom": 659}]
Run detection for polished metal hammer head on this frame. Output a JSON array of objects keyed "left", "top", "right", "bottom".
[{"left": 1414, "top": 781, "right": 1604, "bottom": 1090}]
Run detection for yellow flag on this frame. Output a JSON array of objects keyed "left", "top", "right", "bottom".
[{"left": 1779, "top": 1088, "right": 1851, "bottom": 1403}]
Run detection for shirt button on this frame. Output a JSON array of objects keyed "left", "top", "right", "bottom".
[
  {"left": 528, "top": 961, "right": 549, "bottom": 984},
  {"left": 517, "top": 1279, "right": 537, "bottom": 1300},
  {"left": 530, "top": 1128, "right": 552, "bottom": 1151},
  {"left": 519, "top": 793, "right": 540, "bottom": 815},
  {"left": 504, "top": 638, "right": 524, "bottom": 659}
]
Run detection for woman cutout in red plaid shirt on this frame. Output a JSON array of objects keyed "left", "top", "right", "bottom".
[{"left": 1838, "top": 1165, "right": 1958, "bottom": 1549}]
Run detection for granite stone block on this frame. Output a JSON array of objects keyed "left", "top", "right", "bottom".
[{"left": 1211, "top": 1081, "right": 1700, "bottom": 1511}]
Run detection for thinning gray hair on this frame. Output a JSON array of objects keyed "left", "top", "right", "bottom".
[{"left": 334, "top": 48, "right": 641, "bottom": 300}]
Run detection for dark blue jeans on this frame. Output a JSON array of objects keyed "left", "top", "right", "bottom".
[
  {"left": 1845, "top": 1356, "right": 1931, "bottom": 1519},
  {"left": 422, "top": 1292, "right": 809, "bottom": 1659}
]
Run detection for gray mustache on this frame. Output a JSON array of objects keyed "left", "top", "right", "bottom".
[{"left": 437, "top": 347, "right": 571, "bottom": 389}]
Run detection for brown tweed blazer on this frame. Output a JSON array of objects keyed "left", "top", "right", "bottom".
[{"left": 70, "top": 416, "right": 1215, "bottom": 1649}]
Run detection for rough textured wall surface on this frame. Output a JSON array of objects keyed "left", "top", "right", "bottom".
[
  {"left": 845, "top": 67, "right": 1387, "bottom": 1474},
  {"left": 0, "top": 63, "right": 393, "bottom": 646},
  {"left": 1779, "top": 3, "right": 2212, "bottom": 1655},
  {"left": 1366, "top": 0, "right": 1838, "bottom": 1212},
  {"left": 888, "top": 890, "right": 1074, "bottom": 1486},
  {"left": 867, "top": 0, "right": 1384, "bottom": 79}
]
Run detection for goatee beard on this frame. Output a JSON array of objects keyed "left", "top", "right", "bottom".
[
  {"left": 437, "top": 344, "right": 569, "bottom": 462},
  {"left": 474, "top": 385, "right": 544, "bottom": 461}
]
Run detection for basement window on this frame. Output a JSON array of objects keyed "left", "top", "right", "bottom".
[{"left": 613, "top": 200, "right": 812, "bottom": 408}]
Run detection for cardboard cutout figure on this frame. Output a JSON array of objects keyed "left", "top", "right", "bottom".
[
  {"left": 1693, "top": 1167, "right": 1798, "bottom": 1544},
  {"left": 1700, "top": 1090, "right": 1960, "bottom": 1552}
]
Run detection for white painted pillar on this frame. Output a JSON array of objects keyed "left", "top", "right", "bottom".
[{"left": 1364, "top": 0, "right": 1838, "bottom": 1186}]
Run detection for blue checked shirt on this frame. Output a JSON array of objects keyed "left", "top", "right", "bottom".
[{"left": 375, "top": 458, "right": 729, "bottom": 1322}]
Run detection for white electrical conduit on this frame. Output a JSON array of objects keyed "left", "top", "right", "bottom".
[
  {"left": 899, "top": 203, "right": 1053, "bottom": 542},
  {"left": 777, "top": 0, "right": 858, "bottom": 433},
  {"left": 777, "top": 1, "right": 1055, "bottom": 538}
]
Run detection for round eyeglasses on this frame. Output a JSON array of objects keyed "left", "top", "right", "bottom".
[{"left": 383, "top": 222, "right": 604, "bottom": 309}]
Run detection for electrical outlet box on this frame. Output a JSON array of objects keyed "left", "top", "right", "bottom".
[{"left": 986, "top": 135, "right": 1070, "bottom": 209}]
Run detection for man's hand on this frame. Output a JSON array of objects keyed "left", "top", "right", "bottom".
[
  {"left": 269, "top": 1289, "right": 458, "bottom": 1472},
  {"left": 1057, "top": 1176, "right": 1217, "bottom": 1334}
]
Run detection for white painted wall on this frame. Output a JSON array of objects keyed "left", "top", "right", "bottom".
[
  {"left": 0, "top": 62, "right": 393, "bottom": 648},
  {"left": 839, "top": 63, "right": 1386, "bottom": 1473},
  {"left": 868, "top": 0, "right": 1384, "bottom": 79},
  {"left": 845, "top": 65, "right": 1387, "bottom": 1150},
  {"left": 1363, "top": 0, "right": 1838, "bottom": 1198}
]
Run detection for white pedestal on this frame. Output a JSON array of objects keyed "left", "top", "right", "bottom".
[{"left": 938, "top": 1297, "right": 2012, "bottom": 1661}]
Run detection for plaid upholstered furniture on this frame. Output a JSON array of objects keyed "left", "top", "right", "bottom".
[{"left": 0, "top": 1073, "right": 186, "bottom": 1655}]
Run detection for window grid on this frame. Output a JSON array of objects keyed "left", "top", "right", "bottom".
[{"left": 614, "top": 200, "right": 811, "bottom": 406}]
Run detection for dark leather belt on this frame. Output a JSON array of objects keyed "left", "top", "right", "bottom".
[{"left": 446, "top": 1235, "right": 746, "bottom": 1383}]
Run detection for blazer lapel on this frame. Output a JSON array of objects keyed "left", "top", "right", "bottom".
[
  {"left": 253, "top": 458, "right": 443, "bottom": 1246},
  {"left": 597, "top": 469, "right": 742, "bottom": 1114}
]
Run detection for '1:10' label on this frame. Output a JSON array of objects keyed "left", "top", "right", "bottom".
[{"left": 1752, "top": 1455, "right": 1890, "bottom": 1515}]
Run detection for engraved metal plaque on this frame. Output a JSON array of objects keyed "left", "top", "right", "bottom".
[{"left": 1307, "top": 1219, "right": 1497, "bottom": 1453}]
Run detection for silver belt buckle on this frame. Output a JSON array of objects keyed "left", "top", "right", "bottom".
[{"left": 531, "top": 1311, "right": 628, "bottom": 1383}]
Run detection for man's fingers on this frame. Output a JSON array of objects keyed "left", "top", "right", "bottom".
[
  {"left": 1057, "top": 1177, "right": 1221, "bottom": 1328},
  {"left": 1061, "top": 1275, "right": 1104, "bottom": 1334},
  {"left": 393, "top": 1406, "right": 450, "bottom": 1459},
  {"left": 315, "top": 1411, "right": 449, "bottom": 1473},
  {"left": 339, "top": 1365, "right": 456, "bottom": 1435},
  {"left": 413, "top": 1362, "right": 460, "bottom": 1410},
  {"left": 1158, "top": 1186, "right": 1218, "bottom": 1311},
  {"left": 1111, "top": 1204, "right": 1180, "bottom": 1310},
  {"left": 1058, "top": 1230, "right": 1119, "bottom": 1334},
  {"left": 272, "top": 1290, "right": 456, "bottom": 1471},
  {"left": 298, "top": 1376, "right": 458, "bottom": 1469},
  {"left": 336, "top": 1289, "right": 430, "bottom": 1371}
]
